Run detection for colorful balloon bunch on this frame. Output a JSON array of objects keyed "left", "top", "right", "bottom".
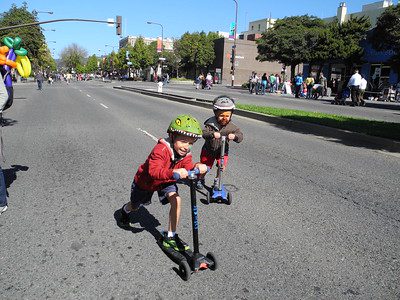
[{"left": 0, "top": 36, "right": 31, "bottom": 87}]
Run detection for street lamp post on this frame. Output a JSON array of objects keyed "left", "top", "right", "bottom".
[
  {"left": 231, "top": 0, "right": 238, "bottom": 87},
  {"left": 147, "top": 21, "right": 164, "bottom": 82},
  {"left": 147, "top": 21, "right": 164, "bottom": 52},
  {"left": 105, "top": 44, "right": 116, "bottom": 79}
]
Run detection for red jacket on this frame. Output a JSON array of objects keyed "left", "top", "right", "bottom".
[{"left": 134, "top": 138, "right": 195, "bottom": 191}]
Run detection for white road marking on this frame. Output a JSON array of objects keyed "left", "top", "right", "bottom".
[
  {"left": 86, "top": 94, "right": 91, "bottom": 98},
  {"left": 137, "top": 128, "right": 158, "bottom": 141},
  {"left": 100, "top": 103, "right": 108, "bottom": 109}
]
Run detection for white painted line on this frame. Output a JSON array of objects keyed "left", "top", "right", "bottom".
[
  {"left": 86, "top": 94, "right": 91, "bottom": 98},
  {"left": 137, "top": 128, "right": 158, "bottom": 142},
  {"left": 100, "top": 103, "right": 108, "bottom": 109},
  {"left": 79, "top": 89, "right": 82, "bottom": 92}
]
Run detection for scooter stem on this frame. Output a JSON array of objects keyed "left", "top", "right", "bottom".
[{"left": 218, "top": 136, "right": 226, "bottom": 191}]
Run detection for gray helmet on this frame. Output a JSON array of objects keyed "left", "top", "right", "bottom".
[{"left": 213, "top": 95, "right": 235, "bottom": 111}]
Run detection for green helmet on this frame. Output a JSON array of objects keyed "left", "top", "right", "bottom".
[{"left": 167, "top": 114, "right": 202, "bottom": 138}]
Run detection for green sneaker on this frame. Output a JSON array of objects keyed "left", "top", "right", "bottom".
[{"left": 162, "top": 233, "right": 190, "bottom": 251}]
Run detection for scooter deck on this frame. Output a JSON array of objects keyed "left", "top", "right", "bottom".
[{"left": 157, "top": 237, "right": 214, "bottom": 271}]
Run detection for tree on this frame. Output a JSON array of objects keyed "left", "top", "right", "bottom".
[
  {"left": 60, "top": 43, "right": 88, "bottom": 72},
  {"left": 85, "top": 54, "right": 99, "bottom": 73},
  {"left": 369, "top": 4, "right": 400, "bottom": 74},
  {"left": 37, "top": 44, "right": 56, "bottom": 72},
  {"left": 257, "top": 15, "right": 324, "bottom": 77},
  {"left": 0, "top": 2, "right": 46, "bottom": 70},
  {"left": 175, "top": 31, "right": 219, "bottom": 78}
]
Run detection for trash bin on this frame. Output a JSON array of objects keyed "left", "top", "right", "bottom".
[{"left": 157, "top": 81, "right": 163, "bottom": 93}]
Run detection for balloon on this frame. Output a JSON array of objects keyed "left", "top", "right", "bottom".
[
  {"left": 15, "top": 48, "right": 28, "bottom": 56},
  {"left": 16, "top": 56, "right": 31, "bottom": 78},
  {"left": 0, "top": 46, "right": 17, "bottom": 68},
  {"left": 2, "top": 37, "right": 13, "bottom": 48}
]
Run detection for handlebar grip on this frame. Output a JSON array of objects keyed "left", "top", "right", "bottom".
[{"left": 172, "top": 167, "right": 210, "bottom": 180}]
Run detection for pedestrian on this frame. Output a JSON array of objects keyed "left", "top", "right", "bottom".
[
  {"left": 35, "top": 72, "right": 44, "bottom": 90},
  {"left": 347, "top": 69, "right": 362, "bottom": 106},
  {"left": 359, "top": 75, "right": 367, "bottom": 106},
  {"left": 294, "top": 73, "right": 303, "bottom": 98},
  {"left": 205, "top": 72, "right": 213, "bottom": 89},
  {"left": 319, "top": 72, "right": 328, "bottom": 97},
  {"left": 118, "top": 114, "right": 208, "bottom": 251},
  {"left": 275, "top": 74, "right": 280, "bottom": 93},
  {"left": 269, "top": 73, "right": 276, "bottom": 93},
  {"left": 249, "top": 72, "right": 257, "bottom": 94},
  {"left": 305, "top": 75, "right": 315, "bottom": 99},
  {"left": 196, "top": 95, "right": 244, "bottom": 189},
  {"left": 261, "top": 73, "right": 268, "bottom": 95}
]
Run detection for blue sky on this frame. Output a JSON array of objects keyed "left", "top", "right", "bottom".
[{"left": 2, "top": 0, "right": 398, "bottom": 59}]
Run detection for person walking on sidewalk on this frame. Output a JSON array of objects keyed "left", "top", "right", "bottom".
[
  {"left": 294, "top": 73, "right": 303, "bottom": 98},
  {"left": 347, "top": 69, "right": 362, "bottom": 106}
]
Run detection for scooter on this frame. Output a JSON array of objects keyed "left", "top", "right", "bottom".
[
  {"left": 158, "top": 168, "right": 217, "bottom": 281},
  {"left": 206, "top": 136, "right": 232, "bottom": 205}
]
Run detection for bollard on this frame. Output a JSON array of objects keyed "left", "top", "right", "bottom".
[{"left": 157, "top": 81, "right": 163, "bottom": 93}]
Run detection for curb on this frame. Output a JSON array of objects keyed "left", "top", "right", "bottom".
[{"left": 114, "top": 86, "right": 400, "bottom": 153}]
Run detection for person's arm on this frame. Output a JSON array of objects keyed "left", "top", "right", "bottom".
[{"left": 202, "top": 124, "right": 215, "bottom": 140}]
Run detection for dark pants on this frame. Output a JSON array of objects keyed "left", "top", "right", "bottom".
[
  {"left": 37, "top": 80, "right": 43, "bottom": 90},
  {"left": 350, "top": 85, "right": 360, "bottom": 105},
  {"left": 295, "top": 85, "right": 301, "bottom": 98}
]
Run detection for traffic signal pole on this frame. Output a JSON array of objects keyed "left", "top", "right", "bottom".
[{"left": 0, "top": 17, "right": 122, "bottom": 35}]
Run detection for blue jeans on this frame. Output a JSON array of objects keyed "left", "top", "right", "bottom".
[{"left": 0, "top": 167, "right": 7, "bottom": 207}]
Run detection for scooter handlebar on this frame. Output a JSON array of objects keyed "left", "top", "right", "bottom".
[{"left": 172, "top": 167, "right": 210, "bottom": 180}]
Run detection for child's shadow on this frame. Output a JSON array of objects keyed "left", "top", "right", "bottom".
[
  {"left": 113, "top": 206, "right": 162, "bottom": 241},
  {"left": 3, "top": 164, "right": 29, "bottom": 196}
]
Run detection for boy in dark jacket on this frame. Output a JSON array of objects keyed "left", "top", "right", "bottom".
[
  {"left": 119, "top": 114, "right": 208, "bottom": 251},
  {"left": 197, "top": 95, "right": 243, "bottom": 189}
]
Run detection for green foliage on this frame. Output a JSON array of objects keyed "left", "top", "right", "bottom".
[
  {"left": 60, "top": 43, "right": 88, "bottom": 72},
  {"left": 85, "top": 54, "right": 99, "bottom": 73},
  {"left": 0, "top": 2, "right": 46, "bottom": 70},
  {"left": 257, "top": 15, "right": 324, "bottom": 74},
  {"left": 175, "top": 31, "right": 219, "bottom": 76},
  {"left": 131, "top": 37, "right": 153, "bottom": 70},
  {"left": 369, "top": 5, "right": 400, "bottom": 70},
  {"left": 257, "top": 14, "right": 370, "bottom": 75},
  {"left": 37, "top": 44, "right": 56, "bottom": 71}
]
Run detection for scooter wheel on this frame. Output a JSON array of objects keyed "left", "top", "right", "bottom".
[
  {"left": 206, "top": 191, "right": 211, "bottom": 204},
  {"left": 206, "top": 252, "right": 218, "bottom": 271},
  {"left": 179, "top": 261, "right": 191, "bottom": 281},
  {"left": 226, "top": 192, "right": 232, "bottom": 205}
]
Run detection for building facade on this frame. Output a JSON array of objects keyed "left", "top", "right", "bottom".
[
  {"left": 211, "top": 37, "right": 288, "bottom": 86},
  {"left": 119, "top": 36, "right": 174, "bottom": 51}
]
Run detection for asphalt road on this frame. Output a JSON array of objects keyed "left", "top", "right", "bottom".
[{"left": 0, "top": 80, "right": 399, "bottom": 299}]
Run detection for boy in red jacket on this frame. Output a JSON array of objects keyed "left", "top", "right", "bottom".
[{"left": 119, "top": 114, "right": 208, "bottom": 251}]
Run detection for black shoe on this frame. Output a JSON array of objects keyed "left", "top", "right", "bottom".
[{"left": 118, "top": 205, "right": 131, "bottom": 228}]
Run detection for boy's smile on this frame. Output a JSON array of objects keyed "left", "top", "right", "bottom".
[
  {"left": 217, "top": 111, "right": 232, "bottom": 126},
  {"left": 173, "top": 135, "right": 196, "bottom": 156}
]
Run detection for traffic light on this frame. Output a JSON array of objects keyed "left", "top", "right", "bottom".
[{"left": 116, "top": 15, "right": 122, "bottom": 35}]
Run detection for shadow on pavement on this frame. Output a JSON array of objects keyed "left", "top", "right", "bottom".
[
  {"left": 114, "top": 206, "right": 162, "bottom": 240},
  {"left": 3, "top": 165, "right": 29, "bottom": 196},
  {"left": 1, "top": 117, "right": 18, "bottom": 127}
]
